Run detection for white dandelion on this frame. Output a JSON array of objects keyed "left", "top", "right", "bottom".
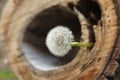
[
  {"left": 46, "top": 26, "right": 94, "bottom": 57},
  {"left": 46, "top": 26, "right": 74, "bottom": 57}
]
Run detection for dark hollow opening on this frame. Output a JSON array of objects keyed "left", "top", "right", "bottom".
[
  {"left": 22, "top": 6, "right": 80, "bottom": 71},
  {"left": 22, "top": 0, "right": 101, "bottom": 71}
]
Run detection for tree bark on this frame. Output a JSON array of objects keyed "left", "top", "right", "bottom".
[{"left": 0, "top": 0, "right": 120, "bottom": 80}]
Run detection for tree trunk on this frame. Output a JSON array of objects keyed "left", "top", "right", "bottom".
[{"left": 0, "top": 0, "right": 120, "bottom": 80}]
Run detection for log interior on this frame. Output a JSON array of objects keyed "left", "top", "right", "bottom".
[
  {"left": 22, "top": 0, "right": 101, "bottom": 71},
  {"left": 22, "top": 6, "right": 80, "bottom": 71}
]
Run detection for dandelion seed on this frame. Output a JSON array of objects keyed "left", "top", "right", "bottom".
[{"left": 46, "top": 26, "right": 74, "bottom": 57}]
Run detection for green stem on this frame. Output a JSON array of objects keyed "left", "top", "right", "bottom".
[{"left": 70, "top": 42, "right": 94, "bottom": 47}]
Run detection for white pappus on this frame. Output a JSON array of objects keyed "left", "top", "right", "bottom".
[{"left": 46, "top": 26, "right": 74, "bottom": 57}]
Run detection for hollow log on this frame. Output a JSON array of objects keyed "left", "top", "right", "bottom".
[{"left": 0, "top": 0, "right": 120, "bottom": 80}]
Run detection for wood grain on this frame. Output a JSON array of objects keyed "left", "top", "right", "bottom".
[{"left": 0, "top": 0, "right": 120, "bottom": 80}]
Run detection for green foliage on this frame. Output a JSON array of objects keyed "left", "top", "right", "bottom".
[{"left": 0, "top": 69, "right": 16, "bottom": 79}]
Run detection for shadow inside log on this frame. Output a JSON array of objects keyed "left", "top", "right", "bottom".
[
  {"left": 22, "top": 0, "right": 101, "bottom": 71},
  {"left": 22, "top": 6, "right": 80, "bottom": 71}
]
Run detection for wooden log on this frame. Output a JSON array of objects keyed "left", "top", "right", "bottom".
[{"left": 0, "top": 0, "right": 120, "bottom": 80}]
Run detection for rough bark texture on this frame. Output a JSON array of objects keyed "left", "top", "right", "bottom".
[
  {"left": 98, "top": 0, "right": 120, "bottom": 80},
  {"left": 0, "top": 0, "right": 120, "bottom": 80}
]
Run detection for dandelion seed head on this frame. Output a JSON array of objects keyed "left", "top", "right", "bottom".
[{"left": 46, "top": 26, "right": 74, "bottom": 57}]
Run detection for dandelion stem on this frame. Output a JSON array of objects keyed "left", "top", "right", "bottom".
[{"left": 70, "top": 42, "right": 94, "bottom": 47}]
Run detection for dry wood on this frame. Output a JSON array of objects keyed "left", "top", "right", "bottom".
[{"left": 0, "top": 0, "right": 120, "bottom": 80}]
